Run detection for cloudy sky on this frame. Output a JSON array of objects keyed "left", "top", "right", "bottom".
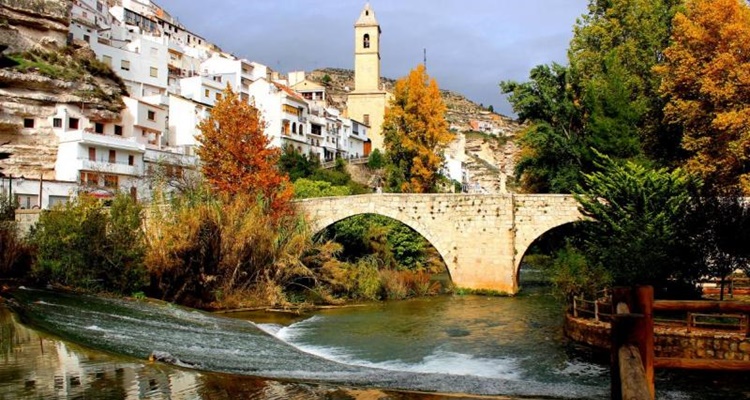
[{"left": 154, "top": 1, "right": 590, "bottom": 116}]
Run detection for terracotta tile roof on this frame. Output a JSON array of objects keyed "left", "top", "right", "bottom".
[{"left": 272, "top": 82, "right": 307, "bottom": 103}]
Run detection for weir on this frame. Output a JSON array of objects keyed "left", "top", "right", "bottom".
[{"left": 296, "top": 193, "right": 583, "bottom": 293}]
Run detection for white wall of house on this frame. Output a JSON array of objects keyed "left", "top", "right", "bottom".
[
  {"left": 122, "top": 97, "right": 167, "bottom": 149},
  {"left": 179, "top": 75, "right": 226, "bottom": 106},
  {"left": 168, "top": 94, "right": 210, "bottom": 151}
]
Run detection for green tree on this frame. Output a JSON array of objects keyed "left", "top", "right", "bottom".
[
  {"left": 502, "top": 0, "right": 684, "bottom": 193},
  {"left": 367, "top": 148, "right": 385, "bottom": 169},
  {"left": 574, "top": 152, "right": 703, "bottom": 293},
  {"left": 383, "top": 64, "right": 454, "bottom": 193},
  {"left": 690, "top": 193, "right": 750, "bottom": 300},
  {"left": 278, "top": 145, "right": 320, "bottom": 182},
  {"left": 501, "top": 64, "right": 584, "bottom": 192}
]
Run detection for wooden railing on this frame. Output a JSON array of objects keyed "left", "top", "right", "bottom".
[
  {"left": 572, "top": 290, "right": 612, "bottom": 322},
  {"left": 608, "top": 286, "right": 750, "bottom": 399}
]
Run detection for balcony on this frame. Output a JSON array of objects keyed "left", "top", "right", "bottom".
[
  {"left": 78, "top": 158, "right": 141, "bottom": 177},
  {"left": 59, "top": 130, "right": 146, "bottom": 153}
]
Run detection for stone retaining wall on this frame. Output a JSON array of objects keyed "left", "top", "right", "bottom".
[{"left": 564, "top": 314, "right": 750, "bottom": 361}]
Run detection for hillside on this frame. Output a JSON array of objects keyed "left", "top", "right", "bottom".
[{"left": 307, "top": 68, "right": 523, "bottom": 193}]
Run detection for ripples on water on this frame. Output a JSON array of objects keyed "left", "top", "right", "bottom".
[{"left": 4, "top": 287, "right": 750, "bottom": 399}]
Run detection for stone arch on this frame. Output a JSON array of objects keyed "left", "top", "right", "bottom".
[
  {"left": 513, "top": 221, "right": 585, "bottom": 287},
  {"left": 306, "top": 210, "right": 453, "bottom": 281}
]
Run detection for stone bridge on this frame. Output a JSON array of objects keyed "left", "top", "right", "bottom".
[{"left": 296, "top": 194, "right": 583, "bottom": 294}]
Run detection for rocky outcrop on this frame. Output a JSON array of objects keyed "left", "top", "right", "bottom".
[
  {"left": 0, "top": 1, "right": 126, "bottom": 179},
  {"left": 0, "top": 0, "right": 70, "bottom": 53}
]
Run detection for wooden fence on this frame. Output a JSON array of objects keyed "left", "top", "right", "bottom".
[{"left": 607, "top": 286, "right": 750, "bottom": 400}]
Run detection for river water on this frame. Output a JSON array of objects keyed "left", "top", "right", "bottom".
[{"left": 2, "top": 285, "right": 750, "bottom": 399}]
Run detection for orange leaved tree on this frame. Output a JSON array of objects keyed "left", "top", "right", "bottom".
[
  {"left": 656, "top": 0, "right": 750, "bottom": 194},
  {"left": 197, "top": 86, "right": 293, "bottom": 216},
  {"left": 382, "top": 64, "right": 453, "bottom": 193}
]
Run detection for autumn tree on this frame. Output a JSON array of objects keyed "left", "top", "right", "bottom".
[
  {"left": 382, "top": 64, "right": 453, "bottom": 193},
  {"left": 197, "top": 86, "right": 292, "bottom": 215},
  {"left": 656, "top": 0, "right": 750, "bottom": 194}
]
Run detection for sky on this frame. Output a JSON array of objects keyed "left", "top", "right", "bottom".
[{"left": 154, "top": 1, "right": 590, "bottom": 117}]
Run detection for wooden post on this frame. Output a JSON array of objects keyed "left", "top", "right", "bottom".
[
  {"left": 687, "top": 312, "right": 692, "bottom": 333},
  {"left": 611, "top": 287, "right": 633, "bottom": 400},
  {"left": 635, "top": 285, "right": 655, "bottom": 399},
  {"left": 611, "top": 286, "right": 654, "bottom": 400},
  {"left": 595, "top": 300, "right": 600, "bottom": 322},
  {"left": 573, "top": 295, "right": 578, "bottom": 318}
]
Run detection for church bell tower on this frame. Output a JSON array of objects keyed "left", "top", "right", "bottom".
[
  {"left": 348, "top": 2, "right": 389, "bottom": 151},
  {"left": 354, "top": 3, "right": 381, "bottom": 92}
]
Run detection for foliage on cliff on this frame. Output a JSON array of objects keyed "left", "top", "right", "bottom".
[
  {"left": 382, "top": 64, "right": 453, "bottom": 193},
  {"left": 656, "top": 0, "right": 750, "bottom": 194},
  {"left": 4, "top": 47, "right": 127, "bottom": 112},
  {"left": 197, "top": 87, "right": 293, "bottom": 217}
]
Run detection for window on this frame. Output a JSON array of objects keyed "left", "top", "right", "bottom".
[
  {"left": 96, "top": 1, "right": 103, "bottom": 12},
  {"left": 204, "top": 89, "right": 210, "bottom": 97},
  {"left": 69, "top": 118, "right": 79, "bottom": 129},
  {"left": 128, "top": 155, "right": 134, "bottom": 166},
  {"left": 104, "top": 175, "right": 118, "bottom": 188},
  {"left": 299, "top": 125, "right": 304, "bottom": 135},
  {"left": 53, "top": 118, "right": 62, "bottom": 128},
  {"left": 363, "top": 114, "right": 370, "bottom": 126},
  {"left": 147, "top": 110, "right": 156, "bottom": 121},
  {"left": 150, "top": 67, "right": 158, "bottom": 77},
  {"left": 101, "top": 54, "right": 112, "bottom": 66},
  {"left": 16, "top": 194, "right": 39, "bottom": 209},
  {"left": 88, "top": 147, "right": 96, "bottom": 161},
  {"left": 363, "top": 33, "right": 370, "bottom": 49},
  {"left": 49, "top": 195, "right": 69, "bottom": 207},
  {"left": 80, "top": 172, "right": 99, "bottom": 186},
  {"left": 95, "top": 122, "right": 104, "bottom": 134},
  {"left": 108, "top": 150, "right": 116, "bottom": 163},
  {"left": 292, "top": 122, "right": 297, "bottom": 134},
  {"left": 121, "top": 60, "right": 130, "bottom": 71},
  {"left": 215, "top": 92, "right": 222, "bottom": 100},
  {"left": 23, "top": 118, "right": 34, "bottom": 128},
  {"left": 114, "top": 125, "right": 122, "bottom": 135}
]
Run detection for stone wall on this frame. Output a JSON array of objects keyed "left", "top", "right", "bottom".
[{"left": 564, "top": 315, "right": 750, "bottom": 362}]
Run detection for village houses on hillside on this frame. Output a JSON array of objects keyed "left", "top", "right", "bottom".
[{"left": 4, "top": 0, "right": 373, "bottom": 209}]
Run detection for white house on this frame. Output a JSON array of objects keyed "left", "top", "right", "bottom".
[{"left": 248, "top": 78, "right": 310, "bottom": 154}]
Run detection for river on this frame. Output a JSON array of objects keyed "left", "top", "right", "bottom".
[{"left": 2, "top": 284, "right": 750, "bottom": 399}]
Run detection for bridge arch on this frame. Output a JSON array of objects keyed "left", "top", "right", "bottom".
[
  {"left": 300, "top": 202, "right": 454, "bottom": 280},
  {"left": 297, "top": 194, "right": 582, "bottom": 294}
]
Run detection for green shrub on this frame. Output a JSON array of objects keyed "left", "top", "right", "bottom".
[
  {"left": 293, "top": 178, "right": 351, "bottom": 199},
  {"left": 30, "top": 194, "right": 147, "bottom": 293}
]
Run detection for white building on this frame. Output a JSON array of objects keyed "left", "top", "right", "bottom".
[{"left": 248, "top": 78, "right": 310, "bottom": 154}]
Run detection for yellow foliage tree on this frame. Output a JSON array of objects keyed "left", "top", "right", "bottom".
[
  {"left": 656, "top": 0, "right": 750, "bottom": 193},
  {"left": 382, "top": 64, "right": 454, "bottom": 193},
  {"left": 197, "top": 86, "right": 293, "bottom": 216}
]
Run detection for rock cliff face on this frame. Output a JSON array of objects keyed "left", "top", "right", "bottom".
[
  {"left": 308, "top": 68, "right": 523, "bottom": 193},
  {"left": 0, "top": 0, "right": 70, "bottom": 53},
  {"left": 0, "top": 0, "right": 126, "bottom": 180}
]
